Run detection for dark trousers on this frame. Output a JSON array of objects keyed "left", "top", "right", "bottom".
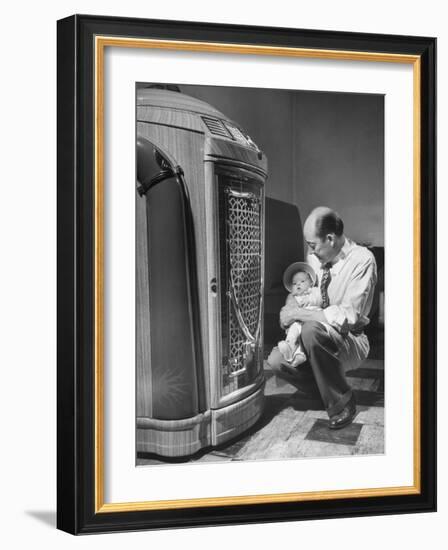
[{"left": 267, "top": 321, "right": 353, "bottom": 416}]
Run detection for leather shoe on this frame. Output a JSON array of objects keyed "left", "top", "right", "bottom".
[{"left": 329, "top": 396, "right": 357, "bottom": 430}]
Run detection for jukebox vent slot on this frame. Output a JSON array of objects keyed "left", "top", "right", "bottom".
[{"left": 201, "top": 116, "right": 233, "bottom": 139}]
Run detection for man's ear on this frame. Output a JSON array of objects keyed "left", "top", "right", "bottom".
[{"left": 327, "top": 233, "right": 336, "bottom": 246}]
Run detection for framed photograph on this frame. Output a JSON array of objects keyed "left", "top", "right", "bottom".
[{"left": 57, "top": 14, "right": 436, "bottom": 534}]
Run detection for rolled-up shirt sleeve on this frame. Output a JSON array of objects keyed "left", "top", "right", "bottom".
[{"left": 323, "top": 257, "right": 377, "bottom": 333}]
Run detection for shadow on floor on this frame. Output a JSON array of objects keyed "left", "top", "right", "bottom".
[{"left": 25, "top": 510, "right": 56, "bottom": 528}]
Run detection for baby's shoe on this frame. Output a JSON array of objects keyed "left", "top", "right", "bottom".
[
  {"left": 278, "top": 340, "right": 294, "bottom": 362},
  {"left": 290, "top": 349, "right": 307, "bottom": 367}
]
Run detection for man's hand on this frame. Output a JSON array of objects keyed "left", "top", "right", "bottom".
[{"left": 279, "top": 294, "right": 326, "bottom": 328}]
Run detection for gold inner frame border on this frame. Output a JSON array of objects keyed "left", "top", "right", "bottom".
[{"left": 94, "top": 35, "right": 421, "bottom": 513}]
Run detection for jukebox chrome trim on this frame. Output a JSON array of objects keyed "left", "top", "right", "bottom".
[{"left": 204, "top": 159, "right": 265, "bottom": 404}]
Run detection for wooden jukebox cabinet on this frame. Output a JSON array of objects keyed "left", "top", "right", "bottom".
[{"left": 136, "top": 89, "right": 268, "bottom": 457}]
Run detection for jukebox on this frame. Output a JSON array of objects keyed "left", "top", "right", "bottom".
[{"left": 136, "top": 88, "right": 267, "bottom": 457}]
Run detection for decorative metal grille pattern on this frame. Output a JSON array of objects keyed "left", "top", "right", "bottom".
[
  {"left": 227, "top": 189, "right": 261, "bottom": 354},
  {"left": 226, "top": 188, "right": 262, "bottom": 378}
]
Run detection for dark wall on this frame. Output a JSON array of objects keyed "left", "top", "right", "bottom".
[
  {"left": 292, "top": 91, "right": 384, "bottom": 246},
  {"left": 180, "top": 84, "right": 384, "bottom": 247}
]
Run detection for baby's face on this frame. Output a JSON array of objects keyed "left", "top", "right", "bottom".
[{"left": 291, "top": 271, "right": 313, "bottom": 295}]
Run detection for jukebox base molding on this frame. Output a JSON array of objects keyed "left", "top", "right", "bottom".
[
  {"left": 211, "top": 383, "right": 265, "bottom": 447},
  {"left": 137, "top": 411, "right": 212, "bottom": 458},
  {"left": 137, "top": 384, "right": 265, "bottom": 458}
]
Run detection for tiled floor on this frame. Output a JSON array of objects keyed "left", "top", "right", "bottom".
[{"left": 137, "top": 331, "right": 384, "bottom": 466}]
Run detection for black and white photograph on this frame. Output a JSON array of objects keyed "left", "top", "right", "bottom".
[
  {"left": 0, "top": 0, "right": 442, "bottom": 544},
  {"left": 135, "top": 82, "right": 385, "bottom": 465}
]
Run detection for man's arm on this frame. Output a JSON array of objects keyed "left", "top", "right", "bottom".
[
  {"left": 323, "top": 254, "right": 377, "bottom": 333},
  {"left": 280, "top": 294, "right": 326, "bottom": 328}
]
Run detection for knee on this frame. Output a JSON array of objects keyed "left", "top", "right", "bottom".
[{"left": 300, "top": 321, "right": 325, "bottom": 350}]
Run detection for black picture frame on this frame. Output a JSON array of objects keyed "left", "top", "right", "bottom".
[{"left": 57, "top": 14, "right": 436, "bottom": 535}]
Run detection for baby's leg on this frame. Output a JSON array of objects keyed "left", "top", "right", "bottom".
[
  {"left": 278, "top": 322, "right": 302, "bottom": 363},
  {"left": 285, "top": 322, "right": 307, "bottom": 367},
  {"left": 285, "top": 322, "right": 302, "bottom": 347}
]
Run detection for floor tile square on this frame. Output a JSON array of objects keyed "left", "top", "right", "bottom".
[
  {"left": 295, "top": 440, "right": 355, "bottom": 458},
  {"left": 355, "top": 424, "right": 385, "bottom": 454},
  {"left": 192, "top": 452, "right": 235, "bottom": 463},
  {"left": 264, "top": 372, "right": 299, "bottom": 396},
  {"left": 304, "top": 409, "right": 328, "bottom": 420},
  {"left": 305, "top": 418, "right": 363, "bottom": 446},
  {"left": 355, "top": 406, "right": 384, "bottom": 426},
  {"left": 264, "top": 417, "right": 320, "bottom": 460},
  {"left": 235, "top": 409, "right": 306, "bottom": 460}
]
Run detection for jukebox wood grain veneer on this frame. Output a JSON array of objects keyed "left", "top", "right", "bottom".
[{"left": 136, "top": 89, "right": 268, "bottom": 457}]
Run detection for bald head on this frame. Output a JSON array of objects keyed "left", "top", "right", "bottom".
[
  {"left": 303, "top": 207, "right": 345, "bottom": 264},
  {"left": 304, "top": 207, "right": 344, "bottom": 239}
]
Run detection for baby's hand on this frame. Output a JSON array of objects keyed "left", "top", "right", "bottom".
[{"left": 295, "top": 292, "right": 311, "bottom": 307}]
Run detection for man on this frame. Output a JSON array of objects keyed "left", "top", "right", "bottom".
[{"left": 267, "top": 206, "right": 377, "bottom": 429}]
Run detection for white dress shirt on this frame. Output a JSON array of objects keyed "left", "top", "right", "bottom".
[{"left": 307, "top": 237, "right": 378, "bottom": 370}]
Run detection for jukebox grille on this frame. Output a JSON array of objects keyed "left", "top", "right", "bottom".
[{"left": 218, "top": 179, "right": 264, "bottom": 395}]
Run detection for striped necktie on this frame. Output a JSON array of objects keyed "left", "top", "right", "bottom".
[{"left": 320, "top": 263, "right": 332, "bottom": 309}]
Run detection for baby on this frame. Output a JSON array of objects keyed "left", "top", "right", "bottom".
[{"left": 277, "top": 262, "right": 322, "bottom": 367}]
